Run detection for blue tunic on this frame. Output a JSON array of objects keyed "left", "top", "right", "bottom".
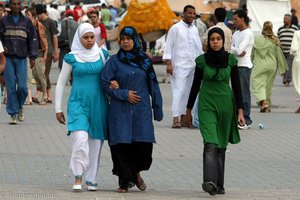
[
  {"left": 64, "top": 51, "right": 109, "bottom": 140},
  {"left": 100, "top": 55, "right": 163, "bottom": 146}
]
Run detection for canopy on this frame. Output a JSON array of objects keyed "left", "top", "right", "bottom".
[{"left": 247, "top": 0, "right": 291, "bottom": 34}]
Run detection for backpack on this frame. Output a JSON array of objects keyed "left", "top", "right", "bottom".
[{"left": 58, "top": 19, "right": 79, "bottom": 49}]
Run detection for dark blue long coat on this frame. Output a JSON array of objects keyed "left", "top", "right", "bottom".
[{"left": 100, "top": 55, "right": 163, "bottom": 146}]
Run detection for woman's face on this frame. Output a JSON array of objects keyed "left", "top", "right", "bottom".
[
  {"left": 209, "top": 32, "right": 223, "bottom": 51},
  {"left": 120, "top": 35, "right": 134, "bottom": 51},
  {"left": 81, "top": 32, "right": 96, "bottom": 49}
]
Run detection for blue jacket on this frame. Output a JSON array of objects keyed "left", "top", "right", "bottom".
[
  {"left": 100, "top": 55, "right": 163, "bottom": 146},
  {"left": 0, "top": 12, "right": 38, "bottom": 59}
]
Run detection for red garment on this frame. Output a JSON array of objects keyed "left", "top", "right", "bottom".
[
  {"left": 73, "top": 6, "right": 83, "bottom": 22},
  {"left": 99, "top": 23, "right": 107, "bottom": 40},
  {"left": 66, "top": 9, "right": 73, "bottom": 16}
]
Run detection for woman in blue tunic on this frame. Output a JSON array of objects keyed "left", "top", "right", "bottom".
[
  {"left": 100, "top": 26, "right": 163, "bottom": 193},
  {"left": 55, "top": 23, "right": 109, "bottom": 191}
]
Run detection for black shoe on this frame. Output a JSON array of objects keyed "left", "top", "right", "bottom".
[
  {"left": 202, "top": 182, "right": 217, "bottom": 196},
  {"left": 216, "top": 187, "right": 225, "bottom": 194}
]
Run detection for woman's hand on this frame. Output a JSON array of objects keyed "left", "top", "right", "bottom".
[
  {"left": 109, "top": 80, "right": 119, "bottom": 89},
  {"left": 128, "top": 90, "right": 140, "bottom": 104},
  {"left": 56, "top": 112, "right": 66, "bottom": 125},
  {"left": 237, "top": 109, "right": 245, "bottom": 126},
  {"left": 185, "top": 109, "right": 193, "bottom": 128}
]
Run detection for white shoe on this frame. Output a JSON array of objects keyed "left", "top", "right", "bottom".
[
  {"left": 87, "top": 185, "right": 97, "bottom": 191},
  {"left": 9, "top": 115, "right": 18, "bottom": 125},
  {"left": 238, "top": 124, "right": 248, "bottom": 130},
  {"left": 86, "top": 181, "right": 98, "bottom": 191},
  {"left": 17, "top": 108, "right": 24, "bottom": 122},
  {"left": 72, "top": 184, "right": 82, "bottom": 191}
]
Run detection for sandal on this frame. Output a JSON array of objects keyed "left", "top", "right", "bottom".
[
  {"left": 39, "top": 99, "right": 47, "bottom": 105},
  {"left": 45, "top": 98, "right": 53, "bottom": 103},
  {"left": 260, "top": 100, "right": 269, "bottom": 113},
  {"left": 2, "top": 97, "right": 7, "bottom": 104},
  {"left": 264, "top": 108, "right": 271, "bottom": 113},
  {"left": 24, "top": 101, "right": 33, "bottom": 105},
  {"left": 181, "top": 121, "right": 188, "bottom": 127},
  {"left": 117, "top": 188, "right": 128, "bottom": 193},
  {"left": 136, "top": 174, "right": 146, "bottom": 191},
  {"left": 172, "top": 121, "right": 181, "bottom": 129},
  {"left": 32, "top": 96, "right": 39, "bottom": 104}
]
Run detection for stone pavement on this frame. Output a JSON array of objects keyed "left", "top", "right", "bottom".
[{"left": 0, "top": 59, "right": 300, "bottom": 200}]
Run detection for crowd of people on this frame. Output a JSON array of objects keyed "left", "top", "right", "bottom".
[
  {"left": 0, "top": 0, "right": 124, "bottom": 122},
  {"left": 162, "top": 4, "right": 298, "bottom": 196},
  {"left": 0, "top": 0, "right": 300, "bottom": 196}
]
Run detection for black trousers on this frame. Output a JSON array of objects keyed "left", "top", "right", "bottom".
[
  {"left": 110, "top": 142, "right": 153, "bottom": 188},
  {"left": 203, "top": 143, "right": 226, "bottom": 189}
]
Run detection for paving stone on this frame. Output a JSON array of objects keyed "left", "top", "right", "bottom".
[{"left": 0, "top": 43, "right": 300, "bottom": 199}]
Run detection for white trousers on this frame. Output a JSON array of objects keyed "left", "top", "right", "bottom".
[
  {"left": 192, "top": 95, "right": 199, "bottom": 128},
  {"left": 70, "top": 131, "right": 104, "bottom": 184},
  {"left": 171, "top": 67, "right": 195, "bottom": 117},
  {"left": 292, "top": 60, "right": 300, "bottom": 97}
]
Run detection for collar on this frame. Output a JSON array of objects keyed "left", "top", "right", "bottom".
[
  {"left": 180, "top": 20, "right": 194, "bottom": 28},
  {"left": 283, "top": 24, "right": 293, "bottom": 28},
  {"left": 7, "top": 11, "right": 25, "bottom": 22},
  {"left": 216, "top": 22, "right": 225, "bottom": 26}
]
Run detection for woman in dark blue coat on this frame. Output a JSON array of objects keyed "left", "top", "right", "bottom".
[{"left": 100, "top": 26, "right": 163, "bottom": 193}]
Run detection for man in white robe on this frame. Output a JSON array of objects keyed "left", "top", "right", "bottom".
[{"left": 163, "top": 5, "right": 203, "bottom": 128}]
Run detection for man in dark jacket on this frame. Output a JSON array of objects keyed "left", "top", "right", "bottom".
[{"left": 0, "top": 0, "right": 38, "bottom": 125}]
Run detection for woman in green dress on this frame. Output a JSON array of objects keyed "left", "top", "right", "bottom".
[{"left": 186, "top": 27, "right": 245, "bottom": 196}]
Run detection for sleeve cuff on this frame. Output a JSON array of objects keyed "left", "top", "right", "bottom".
[
  {"left": 162, "top": 54, "right": 171, "bottom": 61},
  {"left": 55, "top": 108, "right": 62, "bottom": 113}
]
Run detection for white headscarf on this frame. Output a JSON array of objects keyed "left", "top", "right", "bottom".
[{"left": 69, "top": 23, "right": 100, "bottom": 62}]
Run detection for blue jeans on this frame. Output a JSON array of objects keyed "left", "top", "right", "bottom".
[
  {"left": 5, "top": 57, "right": 27, "bottom": 116},
  {"left": 238, "top": 67, "right": 252, "bottom": 126}
]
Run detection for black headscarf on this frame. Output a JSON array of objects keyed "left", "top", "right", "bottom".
[
  {"left": 117, "top": 26, "right": 157, "bottom": 82},
  {"left": 204, "top": 27, "right": 229, "bottom": 69}
]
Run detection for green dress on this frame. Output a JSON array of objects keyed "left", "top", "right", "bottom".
[
  {"left": 196, "top": 54, "right": 240, "bottom": 148},
  {"left": 251, "top": 35, "right": 288, "bottom": 106}
]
